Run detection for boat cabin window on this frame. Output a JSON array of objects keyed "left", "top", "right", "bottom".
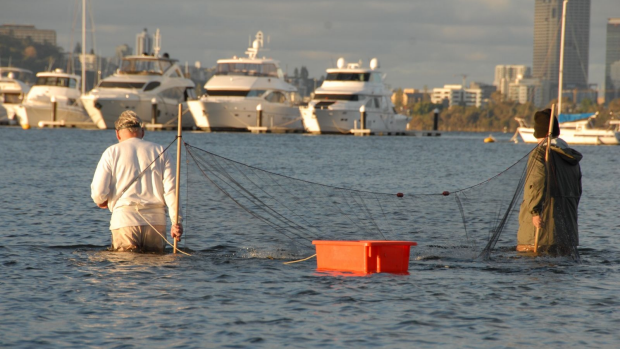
[
  {"left": 144, "top": 81, "right": 161, "bottom": 91},
  {"left": 98, "top": 81, "right": 146, "bottom": 89},
  {"left": 314, "top": 93, "right": 360, "bottom": 101},
  {"left": 0, "top": 70, "right": 34, "bottom": 83},
  {"left": 247, "top": 90, "right": 267, "bottom": 97},
  {"left": 2, "top": 93, "right": 22, "bottom": 104},
  {"left": 365, "top": 97, "right": 381, "bottom": 109},
  {"left": 161, "top": 87, "right": 185, "bottom": 102},
  {"left": 206, "top": 89, "right": 251, "bottom": 97},
  {"left": 215, "top": 63, "right": 279, "bottom": 78},
  {"left": 325, "top": 73, "right": 370, "bottom": 82},
  {"left": 370, "top": 73, "right": 382, "bottom": 83},
  {"left": 119, "top": 58, "right": 173, "bottom": 75},
  {"left": 35, "top": 76, "right": 78, "bottom": 88},
  {"left": 185, "top": 87, "right": 197, "bottom": 101},
  {"left": 264, "top": 91, "right": 286, "bottom": 103},
  {"left": 289, "top": 91, "right": 301, "bottom": 104}
]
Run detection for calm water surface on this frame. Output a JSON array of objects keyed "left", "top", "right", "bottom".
[{"left": 0, "top": 128, "right": 619, "bottom": 348}]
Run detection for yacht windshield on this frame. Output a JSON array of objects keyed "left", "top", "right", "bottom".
[
  {"left": 35, "top": 76, "right": 78, "bottom": 88},
  {"left": 313, "top": 94, "right": 360, "bottom": 101},
  {"left": 98, "top": 81, "right": 146, "bottom": 89},
  {"left": 325, "top": 73, "right": 370, "bottom": 82},
  {"left": 216, "top": 63, "right": 279, "bottom": 78},
  {"left": 206, "top": 89, "right": 267, "bottom": 97},
  {"left": 119, "top": 58, "right": 173, "bottom": 75},
  {"left": 0, "top": 69, "right": 34, "bottom": 83}
]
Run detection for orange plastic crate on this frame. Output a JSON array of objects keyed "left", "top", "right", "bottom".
[{"left": 312, "top": 240, "right": 417, "bottom": 274}]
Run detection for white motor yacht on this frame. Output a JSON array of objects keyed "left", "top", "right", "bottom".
[
  {"left": 187, "top": 31, "right": 303, "bottom": 132},
  {"left": 16, "top": 69, "right": 94, "bottom": 129},
  {"left": 81, "top": 54, "right": 197, "bottom": 129},
  {"left": 515, "top": 113, "right": 620, "bottom": 145},
  {"left": 0, "top": 67, "right": 33, "bottom": 125},
  {"left": 300, "top": 58, "right": 410, "bottom": 135}
]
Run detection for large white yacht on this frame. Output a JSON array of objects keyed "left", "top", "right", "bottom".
[
  {"left": 81, "top": 54, "right": 197, "bottom": 129},
  {"left": 187, "top": 31, "right": 303, "bottom": 132},
  {"left": 16, "top": 69, "right": 94, "bottom": 129},
  {"left": 515, "top": 113, "right": 620, "bottom": 145},
  {"left": 300, "top": 58, "right": 410, "bottom": 135},
  {"left": 0, "top": 67, "right": 33, "bottom": 125}
]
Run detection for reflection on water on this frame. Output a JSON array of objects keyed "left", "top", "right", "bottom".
[{"left": 1, "top": 129, "right": 619, "bottom": 348}]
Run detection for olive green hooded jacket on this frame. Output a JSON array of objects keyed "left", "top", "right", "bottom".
[{"left": 517, "top": 138, "right": 583, "bottom": 250}]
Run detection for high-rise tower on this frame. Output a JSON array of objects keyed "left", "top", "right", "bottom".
[
  {"left": 533, "top": 0, "right": 590, "bottom": 106},
  {"left": 135, "top": 28, "right": 152, "bottom": 56},
  {"left": 605, "top": 18, "right": 620, "bottom": 103}
]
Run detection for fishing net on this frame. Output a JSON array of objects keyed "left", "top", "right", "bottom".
[{"left": 180, "top": 140, "right": 580, "bottom": 262}]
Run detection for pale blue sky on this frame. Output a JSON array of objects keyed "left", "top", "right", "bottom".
[{"left": 2, "top": 0, "right": 618, "bottom": 90}]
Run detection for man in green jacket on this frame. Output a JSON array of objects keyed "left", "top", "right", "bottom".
[{"left": 517, "top": 109, "right": 583, "bottom": 256}]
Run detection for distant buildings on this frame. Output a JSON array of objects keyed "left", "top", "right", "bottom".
[
  {"left": 0, "top": 24, "right": 56, "bottom": 45},
  {"left": 605, "top": 18, "right": 620, "bottom": 103},
  {"left": 431, "top": 85, "right": 485, "bottom": 108},
  {"left": 509, "top": 78, "right": 543, "bottom": 106},
  {"left": 494, "top": 65, "right": 531, "bottom": 95},
  {"left": 493, "top": 65, "right": 542, "bottom": 106},
  {"left": 533, "top": 0, "right": 591, "bottom": 106},
  {"left": 135, "top": 28, "right": 152, "bottom": 55},
  {"left": 400, "top": 88, "right": 429, "bottom": 105}
]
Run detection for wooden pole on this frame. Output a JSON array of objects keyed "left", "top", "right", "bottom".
[
  {"left": 174, "top": 103, "right": 182, "bottom": 254},
  {"left": 546, "top": 104, "right": 556, "bottom": 162},
  {"left": 51, "top": 96, "right": 57, "bottom": 122},
  {"left": 557, "top": 0, "right": 568, "bottom": 116},
  {"left": 535, "top": 104, "right": 557, "bottom": 254}
]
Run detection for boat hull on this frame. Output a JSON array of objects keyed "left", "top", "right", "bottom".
[
  {"left": 18, "top": 103, "right": 94, "bottom": 128},
  {"left": 300, "top": 106, "right": 409, "bottom": 135},
  {"left": 82, "top": 95, "right": 195, "bottom": 129},
  {"left": 517, "top": 127, "right": 620, "bottom": 145},
  {"left": 0, "top": 103, "right": 20, "bottom": 125},
  {"left": 187, "top": 98, "right": 303, "bottom": 132}
]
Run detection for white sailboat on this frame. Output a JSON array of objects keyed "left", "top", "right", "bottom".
[
  {"left": 300, "top": 58, "right": 410, "bottom": 135},
  {"left": 515, "top": 113, "right": 620, "bottom": 145},
  {"left": 516, "top": 0, "right": 620, "bottom": 145},
  {"left": 187, "top": 31, "right": 303, "bottom": 132}
]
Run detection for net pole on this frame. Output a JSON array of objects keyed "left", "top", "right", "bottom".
[
  {"left": 174, "top": 103, "right": 182, "bottom": 254},
  {"left": 535, "top": 103, "right": 556, "bottom": 254}
]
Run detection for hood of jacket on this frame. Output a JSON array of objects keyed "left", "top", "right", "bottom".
[{"left": 551, "top": 145, "right": 583, "bottom": 166}]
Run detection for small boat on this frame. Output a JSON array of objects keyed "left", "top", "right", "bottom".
[
  {"left": 484, "top": 134, "right": 496, "bottom": 143},
  {"left": 515, "top": 113, "right": 620, "bottom": 145},
  {"left": 300, "top": 57, "right": 410, "bottom": 135},
  {"left": 16, "top": 69, "right": 94, "bottom": 129},
  {"left": 0, "top": 67, "right": 33, "bottom": 126}
]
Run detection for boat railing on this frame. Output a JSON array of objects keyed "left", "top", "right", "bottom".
[{"left": 514, "top": 117, "right": 529, "bottom": 128}]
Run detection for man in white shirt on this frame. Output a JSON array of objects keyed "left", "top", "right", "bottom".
[{"left": 91, "top": 111, "right": 182, "bottom": 252}]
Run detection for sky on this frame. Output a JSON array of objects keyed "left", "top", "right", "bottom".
[{"left": 2, "top": 0, "right": 618, "bottom": 90}]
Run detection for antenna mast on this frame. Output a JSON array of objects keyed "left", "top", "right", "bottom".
[
  {"left": 557, "top": 0, "right": 568, "bottom": 115},
  {"left": 153, "top": 29, "right": 161, "bottom": 57},
  {"left": 81, "top": 0, "right": 86, "bottom": 95},
  {"left": 245, "top": 31, "right": 264, "bottom": 59}
]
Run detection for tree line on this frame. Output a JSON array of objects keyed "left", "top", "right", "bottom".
[
  {"left": 393, "top": 88, "right": 620, "bottom": 132},
  {"left": 0, "top": 34, "right": 66, "bottom": 74}
]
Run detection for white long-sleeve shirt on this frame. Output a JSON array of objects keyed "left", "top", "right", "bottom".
[{"left": 91, "top": 137, "right": 177, "bottom": 230}]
